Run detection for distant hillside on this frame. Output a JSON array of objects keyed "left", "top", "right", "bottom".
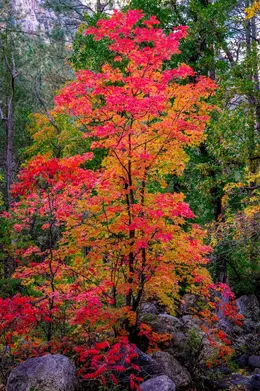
[
  {"left": 11, "top": 1, "right": 124, "bottom": 38},
  {"left": 12, "top": 0, "right": 94, "bottom": 38}
]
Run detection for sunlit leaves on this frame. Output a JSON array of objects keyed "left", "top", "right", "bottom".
[{"left": 0, "top": 9, "right": 238, "bottom": 385}]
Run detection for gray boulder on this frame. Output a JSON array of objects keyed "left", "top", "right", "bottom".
[
  {"left": 140, "top": 375, "right": 176, "bottom": 391},
  {"left": 6, "top": 354, "right": 78, "bottom": 391},
  {"left": 133, "top": 348, "right": 160, "bottom": 378},
  {"left": 150, "top": 351, "right": 191, "bottom": 389},
  {"left": 181, "top": 315, "right": 204, "bottom": 334},
  {"left": 236, "top": 295, "right": 260, "bottom": 322},
  {"left": 249, "top": 356, "right": 260, "bottom": 369},
  {"left": 143, "top": 314, "right": 184, "bottom": 335},
  {"left": 251, "top": 374, "right": 260, "bottom": 390},
  {"left": 179, "top": 294, "right": 201, "bottom": 315},
  {"left": 167, "top": 330, "right": 187, "bottom": 359},
  {"left": 235, "top": 333, "right": 260, "bottom": 356},
  {"left": 236, "top": 354, "right": 249, "bottom": 368},
  {"left": 141, "top": 314, "right": 188, "bottom": 359},
  {"left": 209, "top": 373, "right": 252, "bottom": 390},
  {"left": 139, "top": 301, "right": 162, "bottom": 315}
]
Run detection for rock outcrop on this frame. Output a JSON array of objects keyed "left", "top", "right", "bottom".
[
  {"left": 140, "top": 375, "right": 176, "bottom": 391},
  {"left": 138, "top": 294, "right": 260, "bottom": 390},
  {"left": 11, "top": 0, "right": 121, "bottom": 36},
  {"left": 151, "top": 351, "right": 191, "bottom": 389},
  {"left": 12, "top": 0, "right": 92, "bottom": 36},
  {"left": 5, "top": 294, "right": 260, "bottom": 391},
  {"left": 249, "top": 356, "right": 260, "bottom": 369},
  {"left": 6, "top": 354, "right": 78, "bottom": 391},
  {"left": 236, "top": 295, "right": 260, "bottom": 323}
]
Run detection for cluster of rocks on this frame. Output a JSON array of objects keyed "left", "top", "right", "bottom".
[
  {"left": 139, "top": 294, "right": 260, "bottom": 390},
  {"left": 5, "top": 294, "right": 260, "bottom": 391}
]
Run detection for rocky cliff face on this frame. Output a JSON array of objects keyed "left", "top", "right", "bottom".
[
  {"left": 12, "top": 0, "right": 95, "bottom": 38},
  {"left": 12, "top": 0, "right": 55, "bottom": 34},
  {"left": 11, "top": 0, "right": 123, "bottom": 37}
]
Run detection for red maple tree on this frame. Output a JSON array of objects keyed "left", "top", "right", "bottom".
[{"left": 0, "top": 10, "right": 242, "bottom": 388}]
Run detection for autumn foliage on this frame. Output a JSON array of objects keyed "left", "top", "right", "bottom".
[{"left": 0, "top": 9, "right": 242, "bottom": 388}]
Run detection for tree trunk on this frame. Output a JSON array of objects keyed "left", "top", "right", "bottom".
[
  {"left": 6, "top": 94, "right": 14, "bottom": 208},
  {"left": 0, "top": 44, "right": 17, "bottom": 277},
  {"left": 245, "top": 0, "right": 260, "bottom": 269}
]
